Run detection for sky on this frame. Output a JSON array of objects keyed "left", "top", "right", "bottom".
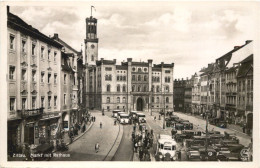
[{"left": 10, "top": 2, "right": 258, "bottom": 79}]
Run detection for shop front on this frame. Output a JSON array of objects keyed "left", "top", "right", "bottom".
[
  {"left": 8, "top": 119, "right": 22, "bottom": 156},
  {"left": 38, "top": 112, "right": 61, "bottom": 145}
]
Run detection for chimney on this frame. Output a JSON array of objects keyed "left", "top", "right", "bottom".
[
  {"left": 7, "top": 6, "right": 9, "bottom": 14},
  {"left": 127, "top": 58, "right": 132, "bottom": 62},
  {"left": 54, "top": 33, "right": 58, "bottom": 39}
]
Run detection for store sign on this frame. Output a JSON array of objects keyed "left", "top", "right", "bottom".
[
  {"left": 42, "top": 113, "right": 61, "bottom": 119},
  {"left": 21, "top": 108, "right": 43, "bottom": 118}
]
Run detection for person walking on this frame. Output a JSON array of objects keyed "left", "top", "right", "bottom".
[
  {"left": 95, "top": 143, "right": 100, "bottom": 153},
  {"left": 100, "top": 122, "right": 102, "bottom": 129}
]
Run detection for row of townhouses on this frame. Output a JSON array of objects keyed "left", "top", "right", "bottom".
[
  {"left": 174, "top": 40, "right": 253, "bottom": 135},
  {"left": 7, "top": 8, "right": 87, "bottom": 154}
]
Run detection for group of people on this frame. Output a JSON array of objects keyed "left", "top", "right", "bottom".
[{"left": 132, "top": 125, "right": 153, "bottom": 161}]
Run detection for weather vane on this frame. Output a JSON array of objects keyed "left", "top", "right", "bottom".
[{"left": 91, "top": 6, "right": 96, "bottom": 17}]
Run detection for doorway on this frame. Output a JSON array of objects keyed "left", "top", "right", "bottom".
[{"left": 137, "top": 97, "right": 143, "bottom": 111}]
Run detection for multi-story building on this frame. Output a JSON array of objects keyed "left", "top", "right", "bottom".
[
  {"left": 174, "top": 78, "right": 187, "bottom": 112},
  {"left": 184, "top": 77, "right": 192, "bottom": 113},
  {"left": 86, "top": 59, "right": 174, "bottom": 113},
  {"left": 7, "top": 8, "right": 63, "bottom": 154},
  {"left": 200, "top": 64, "right": 214, "bottom": 115},
  {"left": 237, "top": 55, "right": 253, "bottom": 134},
  {"left": 191, "top": 72, "right": 201, "bottom": 115},
  {"left": 84, "top": 15, "right": 174, "bottom": 113},
  {"left": 52, "top": 33, "right": 82, "bottom": 130}
]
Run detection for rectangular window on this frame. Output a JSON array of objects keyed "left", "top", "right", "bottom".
[
  {"left": 9, "top": 66, "right": 15, "bottom": 80},
  {"left": 105, "top": 67, "right": 112, "bottom": 71},
  {"left": 54, "top": 96, "right": 57, "bottom": 107},
  {"left": 10, "top": 35, "right": 15, "bottom": 49},
  {"left": 10, "top": 98, "right": 15, "bottom": 111},
  {"left": 165, "top": 70, "right": 171, "bottom": 73},
  {"left": 48, "top": 73, "right": 51, "bottom": 83},
  {"left": 54, "top": 74, "right": 57, "bottom": 84},
  {"left": 64, "top": 74, "right": 67, "bottom": 84},
  {"left": 48, "top": 96, "right": 51, "bottom": 108},
  {"left": 41, "top": 72, "right": 45, "bottom": 83},
  {"left": 21, "top": 69, "right": 26, "bottom": 81},
  {"left": 41, "top": 47, "right": 44, "bottom": 58},
  {"left": 48, "top": 49, "right": 51, "bottom": 60},
  {"left": 22, "top": 40, "right": 26, "bottom": 52},
  {"left": 22, "top": 98, "right": 27, "bottom": 110},
  {"left": 32, "top": 97, "right": 36, "bottom": 109},
  {"left": 41, "top": 97, "right": 44, "bottom": 108},
  {"left": 32, "top": 43, "right": 36, "bottom": 55},
  {"left": 54, "top": 51, "right": 57, "bottom": 62},
  {"left": 64, "top": 94, "right": 66, "bottom": 105},
  {"left": 32, "top": 70, "right": 36, "bottom": 82}
]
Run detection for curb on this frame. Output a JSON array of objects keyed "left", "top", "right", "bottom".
[{"left": 103, "top": 123, "right": 124, "bottom": 161}]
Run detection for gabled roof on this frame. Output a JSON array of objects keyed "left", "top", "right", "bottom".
[
  {"left": 237, "top": 55, "right": 253, "bottom": 78},
  {"left": 52, "top": 34, "right": 80, "bottom": 54},
  {"left": 8, "top": 12, "right": 62, "bottom": 48}
]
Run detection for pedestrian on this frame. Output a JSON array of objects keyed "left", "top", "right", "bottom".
[
  {"left": 100, "top": 122, "right": 102, "bottom": 129},
  {"left": 133, "top": 125, "right": 136, "bottom": 132},
  {"left": 134, "top": 142, "right": 138, "bottom": 153},
  {"left": 154, "top": 116, "right": 156, "bottom": 121},
  {"left": 95, "top": 143, "right": 100, "bottom": 153},
  {"left": 139, "top": 148, "right": 144, "bottom": 161},
  {"left": 114, "top": 120, "right": 117, "bottom": 125}
]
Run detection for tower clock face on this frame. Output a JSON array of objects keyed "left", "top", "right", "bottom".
[{"left": 91, "top": 44, "right": 95, "bottom": 49}]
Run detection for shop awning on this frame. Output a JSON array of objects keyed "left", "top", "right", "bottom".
[{"left": 39, "top": 115, "right": 60, "bottom": 121}]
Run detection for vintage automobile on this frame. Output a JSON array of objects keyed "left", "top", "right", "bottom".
[
  {"left": 199, "top": 147, "right": 218, "bottom": 161},
  {"left": 156, "top": 134, "right": 178, "bottom": 161},
  {"left": 175, "top": 123, "right": 184, "bottom": 130},
  {"left": 182, "top": 122, "right": 193, "bottom": 130},
  {"left": 209, "top": 118, "right": 227, "bottom": 128},
  {"left": 224, "top": 132, "right": 240, "bottom": 144}
]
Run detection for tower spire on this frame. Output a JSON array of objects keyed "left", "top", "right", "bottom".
[{"left": 91, "top": 6, "right": 96, "bottom": 17}]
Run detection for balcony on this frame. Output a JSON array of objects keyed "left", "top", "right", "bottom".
[{"left": 19, "top": 108, "right": 44, "bottom": 119}]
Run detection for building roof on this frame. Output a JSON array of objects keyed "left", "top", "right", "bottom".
[
  {"left": 237, "top": 54, "right": 253, "bottom": 78},
  {"left": 8, "top": 12, "right": 63, "bottom": 48},
  {"left": 132, "top": 62, "right": 149, "bottom": 66},
  {"left": 116, "top": 65, "right": 127, "bottom": 70},
  {"left": 52, "top": 34, "right": 80, "bottom": 54}
]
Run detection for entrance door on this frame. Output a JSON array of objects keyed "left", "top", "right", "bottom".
[{"left": 137, "top": 97, "right": 143, "bottom": 111}]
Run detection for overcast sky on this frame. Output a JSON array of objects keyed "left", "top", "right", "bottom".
[{"left": 10, "top": 2, "right": 257, "bottom": 79}]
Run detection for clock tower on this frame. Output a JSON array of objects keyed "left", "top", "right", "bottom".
[{"left": 84, "top": 16, "right": 98, "bottom": 66}]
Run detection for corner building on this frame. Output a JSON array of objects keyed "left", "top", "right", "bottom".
[{"left": 84, "top": 16, "right": 174, "bottom": 113}]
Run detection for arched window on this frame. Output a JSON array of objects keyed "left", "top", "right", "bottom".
[
  {"left": 122, "top": 85, "right": 126, "bottom": 92},
  {"left": 156, "top": 86, "right": 160, "bottom": 92},
  {"left": 138, "top": 85, "right": 141, "bottom": 92},
  {"left": 132, "top": 85, "right": 135, "bottom": 92},
  {"left": 123, "top": 97, "right": 126, "bottom": 103},
  {"left": 138, "top": 75, "right": 141, "bottom": 81},
  {"left": 152, "top": 97, "right": 154, "bottom": 103},
  {"left": 107, "top": 84, "right": 111, "bottom": 92},
  {"left": 117, "top": 85, "right": 120, "bottom": 92},
  {"left": 152, "top": 85, "right": 154, "bottom": 92},
  {"left": 144, "top": 75, "right": 147, "bottom": 81},
  {"left": 117, "top": 97, "right": 120, "bottom": 103},
  {"left": 156, "top": 97, "right": 159, "bottom": 103},
  {"left": 106, "top": 97, "right": 110, "bottom": 103},
  {"left": 143, "top": 86, "right": 147, "bottom": 92},
  {"left": 166, "top": 97, "right": 169, "bottom": 103},
  {"left": 132, "top": 75, "right": 135, "bottom": 81},
  {"left": 91, "top": 55, "right": 94, "bottom": 61}
]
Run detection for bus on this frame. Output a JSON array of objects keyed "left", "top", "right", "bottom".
[
  {"left": 137, "top": 113, "right": 146, "bottom": 123},
  {"left": 117, "top": 112, "right": 126, "bottom": 121},
  {"left": 112, "top": 110, "right": 121, "bottom": 118},
  {"left": 119, "top": 113, "right": 130, "bottom": 124}
]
